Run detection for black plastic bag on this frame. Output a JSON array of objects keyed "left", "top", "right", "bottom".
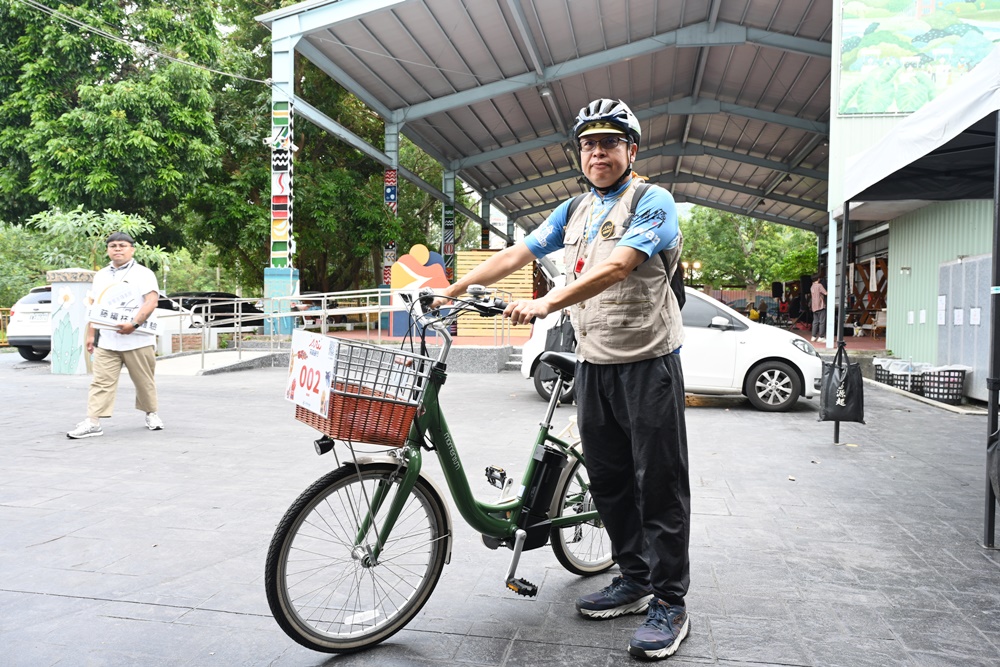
[
  {"left": 535, "top": 313, "right": 575, "bottom": 383},
  {"left": 819, "top": 345, "right": 865, "bottom": 423}
]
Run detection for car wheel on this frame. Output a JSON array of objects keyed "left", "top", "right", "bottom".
[
  {"left": 533, "top": 372, "right": 575, "bottom": 404},
  {"left": 17, "top": 346, "right": 50, "bottom": 361},
  {"left": 744, "top": 361, "right": 801, "bottom": 412}
]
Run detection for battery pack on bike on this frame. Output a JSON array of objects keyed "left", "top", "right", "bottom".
[{"left": 516, "top": 444, "right": 568, "bottom": 550}]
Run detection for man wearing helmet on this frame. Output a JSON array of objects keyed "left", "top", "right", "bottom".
[{"left": 439, "top": 98, "right": 689, "bottom": 660}]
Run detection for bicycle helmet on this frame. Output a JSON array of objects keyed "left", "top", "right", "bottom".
[{"left": 573, "top": 98, "right": 641, "bottom": 146}]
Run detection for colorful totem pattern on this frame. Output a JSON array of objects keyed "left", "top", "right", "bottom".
[
  {"left": 270, "top": 101, "right": 294, "bottom": 268},
  {"left": 384, "top": 168, "right": 398, "bottom": 215}
]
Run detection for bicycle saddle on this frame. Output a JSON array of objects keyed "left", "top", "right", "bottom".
[{"left": 540, "top": 351, "right": 577, "bottom": 379}]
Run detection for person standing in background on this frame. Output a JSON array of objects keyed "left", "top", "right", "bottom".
[
  {"left": 67, "top": 232, "right": 164, "bottom": 439},
  {"left": 810, "top": 274, "right": 827, "bottom": 342}
]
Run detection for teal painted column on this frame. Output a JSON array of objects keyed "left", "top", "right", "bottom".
[
  {"left": 264, "top": 268, "right": 299, "bottom": 335},
  {"left": 47, "top": 268, "right": 96, "bottom": 375}
]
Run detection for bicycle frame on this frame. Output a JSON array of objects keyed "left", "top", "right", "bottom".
[{"left": 360, "top": 358, "right": 599, "bottom": 564}]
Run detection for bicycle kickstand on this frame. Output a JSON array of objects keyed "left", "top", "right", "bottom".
[{"left": 504, "top": 529, "right": 538, "bottom": 597}]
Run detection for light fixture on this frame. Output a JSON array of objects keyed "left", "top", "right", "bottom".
[
  {"left": 539, "top": 86, "right": 553, "bottom": 98},
  {"left": 900, "top": 266, "right": 911, "bottom": 275}
]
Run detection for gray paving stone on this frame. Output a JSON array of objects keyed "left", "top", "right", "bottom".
[{"left": 3, "top": 353, "right": 1000, "bottom": 665}]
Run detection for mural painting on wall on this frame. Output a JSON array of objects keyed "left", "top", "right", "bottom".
[
  {"left": 389, "top": 244, "right": 449, "bottom": 336},
  {"left": 839, "top": 0, "right": 1000, "bottom": 115},
  {"left": 270, "top": 101, "right": 294, "bottom": 268}
]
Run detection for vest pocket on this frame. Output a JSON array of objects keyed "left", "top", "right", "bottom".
[{"left": 600, "top": 298, "right": 652, "bottom": 349}]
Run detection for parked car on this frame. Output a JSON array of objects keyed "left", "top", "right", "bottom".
[
  {"left": 7, "top": 286, "right": 53, "bottom": 360},
  {"left": 522, "top": 288, "right": 823, "bottom": 412},
  {"left": 6, "top": 286, "right": 198, "bottom": 361},
  {"left": 168, "top": 292, "right": 265, "bottom": 325}
]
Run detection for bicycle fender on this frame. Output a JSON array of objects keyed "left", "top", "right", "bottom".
[{"left": 351, "top": 454, "right": 454, "bottom": 565}]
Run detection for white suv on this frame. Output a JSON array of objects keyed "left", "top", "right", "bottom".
[{"left": 7, "top": 286, "right": 52, "bottom": 361}]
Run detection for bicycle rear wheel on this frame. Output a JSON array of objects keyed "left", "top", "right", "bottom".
[
  {"left": 549, "top": 456, "right": 614, "bottom": 575},
  {"left": 265, "top": 462, "right": 449, "bottom": 653}
]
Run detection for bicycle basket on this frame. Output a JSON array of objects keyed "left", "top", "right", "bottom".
[{"left": 294, "top": 339, "right": 433, "bottom": 447}]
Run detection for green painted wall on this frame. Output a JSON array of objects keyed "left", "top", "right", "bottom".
[{"left": 886, "top": 200, "right": 994, "bottom": 363}]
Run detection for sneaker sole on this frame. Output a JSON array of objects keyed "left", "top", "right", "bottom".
[
  {"left": 627, "top": 616, "right": 690, "bottom": 660},
  {"left": 67, "top": 431, "right": 103, "bottom": 439},
  {"left": 147, "top": 425, "right": 163, "bottom": 431},
  {"left": 578, "top": 594, "right": 653, "bottom": 619}
]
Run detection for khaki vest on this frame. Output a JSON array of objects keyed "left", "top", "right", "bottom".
[{"left": 564, "top": 181, "right": 684, "bottom": 364}]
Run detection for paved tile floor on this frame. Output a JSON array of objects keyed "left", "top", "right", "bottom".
[{"left": 1, "top": 351, "right": 999, "bottom": 666}]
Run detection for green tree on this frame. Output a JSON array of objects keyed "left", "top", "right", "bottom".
[
  {"left": 28, "top": 207, "right": 168, "bottom": 270},
  {"left": 0, "top": 0, "right": 222, "bottom": 241},
  {"left": 681, "top": 206, "right": 817, "bottom": 290}
]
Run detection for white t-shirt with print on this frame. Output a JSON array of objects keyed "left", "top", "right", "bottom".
[{"left": 90, "top": 261, "right": 159, "bottom": 352}]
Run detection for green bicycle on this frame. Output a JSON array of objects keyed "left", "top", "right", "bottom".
[{"left": 264, "top": 286, "right": 613, "bottom": 652}]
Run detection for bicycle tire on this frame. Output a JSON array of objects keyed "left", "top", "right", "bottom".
[
  {"left": 265, "top": 462, "right": 449, "bottom": 653},
  {"left": 549, "top": 455, "right": 614, "bottom": 576}
]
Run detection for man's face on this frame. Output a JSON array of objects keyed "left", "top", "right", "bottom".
[
  {"left": 107, "top": 240, "right": 135, "bottom": 267},
  {"left": 580, "top": 133, "right": 636, "bottom": 190}
]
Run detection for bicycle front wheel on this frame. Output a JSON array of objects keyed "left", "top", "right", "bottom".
[
  {"left": 549, "top": 456, "right": 614, "bottom": 575},
  {"left": 265, "top": 463, "right": 449, "bottom": 653}
]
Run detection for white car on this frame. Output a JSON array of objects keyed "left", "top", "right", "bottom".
[
  {"left": 521, "top": 287, "right": 824, "bottom": 412},
  {"left": 7, "top": 286, "right": 52, "bottom": 360},
  {"left": 6, "top": 286, "right": 200, "bottom": 362}
]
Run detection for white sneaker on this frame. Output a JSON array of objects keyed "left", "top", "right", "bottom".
[
  {"left": 810, "top": 336, "right": 817, "bottom": 341},
  {"left": 817, "top": 337, "right": 826, "bottom": 343},
  {"left": 145, "top": 413, "right": 164, "bottom": 431},
  {"left": 68, "top": 420, "right": 103, "bottom": 439}
]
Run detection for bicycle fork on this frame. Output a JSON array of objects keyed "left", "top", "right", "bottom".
[{"left": 348, "top": 448, "right": 423, "bottom": 566}]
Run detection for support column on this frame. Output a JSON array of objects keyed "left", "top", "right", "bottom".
[
  {"left": 826, "top": 211, "right": 839, "bottom": 347},
  {"left": 266, "top": 35, "right": 299, "bottom": 334},
  {"left": 442, "top": 170, "right": 456, "bottom": 282},
  {"left": 384, "top": 122, "right": 399, "bottom": 217},
  {"left": 481, "top": 197, "right": 492, "bottom": 249}
]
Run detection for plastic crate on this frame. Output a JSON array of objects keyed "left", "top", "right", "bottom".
[
  {"left": 920, "top": 369, "right": 966, "bottom": 405},
  {"left": 874, "top": 366, "right": 891, "bottom": 385},
  {"left": 888, "top": 372, "right": 923, "bottom": 394}
]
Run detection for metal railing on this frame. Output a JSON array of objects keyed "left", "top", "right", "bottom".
[{"left": 167, "top": 288, "right": 515, "bottom": 370}]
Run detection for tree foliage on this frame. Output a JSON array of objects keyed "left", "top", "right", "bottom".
[
  {"left": 0, "top": 0, "right": 223, "bottom": 240},
  {"left": 681, "top": 206, "right": 818, "bottom": 290},
  {"left": 1, "top": 0, "right": 497, "bottom": 297}
]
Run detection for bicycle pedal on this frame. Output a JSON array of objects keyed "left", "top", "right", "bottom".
[{"left": 505, "top": 578, "right": 538, "bottom": 597}]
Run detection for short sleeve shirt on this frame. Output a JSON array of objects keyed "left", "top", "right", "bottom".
[
  {"left": 524, "top": 179, "right": 680, "bottom": 261},
  {"left": 90, "top": 261, "right": 159, "bottom": 351}
]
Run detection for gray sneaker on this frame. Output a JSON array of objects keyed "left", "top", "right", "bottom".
[
  {"left": 628, "top": 599, "right": 690, "bottom": 659},
  {"left": 576, "top": 575, "right": 653, "bottom": 619},
  {"left": 145, "top": 412, "right": 164, "bottom": 431},
  {"left": 67, "top": 420, "right": 103, "bottom": 439}
]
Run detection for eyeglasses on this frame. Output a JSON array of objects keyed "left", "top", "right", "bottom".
[
  {"left": 107, "top": 243, "right": 133, "bottom": 250},
  {"left": 579, "top": 136, "right": 628, "bottom": 152}
]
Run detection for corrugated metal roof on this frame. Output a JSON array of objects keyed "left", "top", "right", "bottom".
[{"left": 258, "top": 0, "right": 831, "bottom": 233}]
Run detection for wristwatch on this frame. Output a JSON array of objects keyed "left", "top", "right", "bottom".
[{"left": 131, "top": 320, "right": 141, "bottom": 328}]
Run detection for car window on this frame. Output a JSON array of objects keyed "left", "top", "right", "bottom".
[
  {"left": 683, "top": 296, "right": 748, "bottom": 331},
  {"left": 18, "top": 291, "right": 51, "bottom": 305},
  {"left": 680, "top": 296, "right": 719, "bottom": 328}
]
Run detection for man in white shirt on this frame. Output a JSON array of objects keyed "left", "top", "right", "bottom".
[{"left": 67, "top": 232, "right": 164, "bottom": 438}]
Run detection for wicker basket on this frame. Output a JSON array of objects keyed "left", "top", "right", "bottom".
[{"left": 294, "top": 340, "right": 433, "bottom": 447}]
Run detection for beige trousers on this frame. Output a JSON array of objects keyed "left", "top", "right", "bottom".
[{"left": 87, "top": 346, "right": 158, "bottom": 419}]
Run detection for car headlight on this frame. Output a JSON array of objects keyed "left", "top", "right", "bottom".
[{"left": 791, "top": 338, "right": 821, "bottom": 358}]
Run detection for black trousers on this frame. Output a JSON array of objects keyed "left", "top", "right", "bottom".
[{"left": 576, "top": 353, "right": 691, "bottom": 605}]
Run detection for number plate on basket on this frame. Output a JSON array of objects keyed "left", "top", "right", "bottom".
[{"left": 285, "top": 329, "right": 338, "bottom": 416}]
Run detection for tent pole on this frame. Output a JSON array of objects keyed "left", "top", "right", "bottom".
[
  {"left": 833, "top": 202, "right": 852, "bottom": 444},
  {"left": 985, "top": 112, "right": 1000, "bottom": 549}
]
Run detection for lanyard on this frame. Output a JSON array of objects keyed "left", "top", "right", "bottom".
[{"left": 576, "top": 193, "right": 623, "bottom": 274}]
